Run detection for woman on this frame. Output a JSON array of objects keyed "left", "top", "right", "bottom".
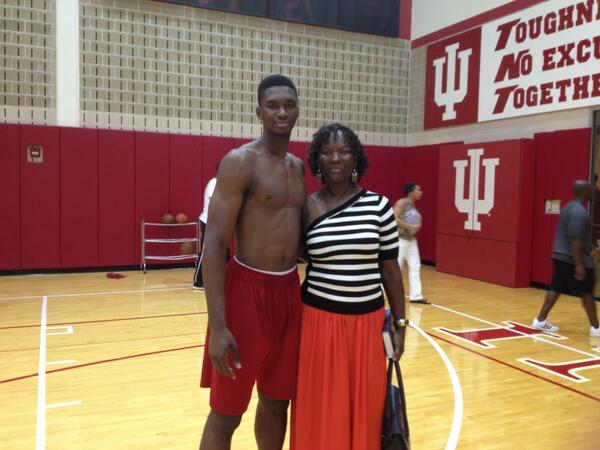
[
  {"left": 292, "top": 123, "right": 407, "bottom": 450},
  {"left": 394, "top": 182, "right": 430, "bottom": 304}
]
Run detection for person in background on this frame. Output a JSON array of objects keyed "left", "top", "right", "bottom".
[
  {"left": 532, "top": 180, "right": 600, "bottom": 337},
  {"left": 394, "top": 182, "right": 430, "bottom": 304},
  {"left": 193, "top": 166, "right": 218, "bottom": 290},
  {"left": 592, "top": 174, "right": 600, "bottom": 242}
]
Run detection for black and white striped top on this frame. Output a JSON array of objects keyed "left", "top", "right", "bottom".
[{"left": 301, "top": 189, "right": 399, "bottom": 314}]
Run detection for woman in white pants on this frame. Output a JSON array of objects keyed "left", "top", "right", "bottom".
[{"left": 394, "top": 182, "right": 430, "bottom": 304}]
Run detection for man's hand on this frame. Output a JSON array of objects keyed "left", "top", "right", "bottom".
[
  {"left": 574, "top": 264, "right": 585, "bottom": 281},
  {"left": 392, "top": 328, "right": 405, "bottom": 361},
  {"left": 208, "top": 327, "right": 242, "bottom": 379}
]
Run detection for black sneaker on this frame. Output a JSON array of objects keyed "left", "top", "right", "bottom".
[
  {"left": 409, "top": 298, "right": 431, "bottom": 305},
  {"left": 192, "top": 284, "right": 204, "bottom": 290}
]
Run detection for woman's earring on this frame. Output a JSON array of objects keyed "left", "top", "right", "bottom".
[
  {"left": 351, "top": 169, "right": 358, "bottom": 183},
  {"left": 317, "top": 170, "right": 324, "bottom": 184}
]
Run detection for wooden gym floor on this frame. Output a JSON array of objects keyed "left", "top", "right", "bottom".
[{"left": 1, "top": 265, "right": 599, "bottom": 449}]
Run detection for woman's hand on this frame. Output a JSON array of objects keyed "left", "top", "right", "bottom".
[{"left": 392, "top": 327, "right": 406, "bottom": 360}]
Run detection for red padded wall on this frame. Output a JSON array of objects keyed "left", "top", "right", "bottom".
[
  {"left": 135, "top": 132, "right": 170, "bottom": 264},
  {"left": 437, "top": 235, "right": 524, "bottom": 286},
  {"left": 169, "top": 134, "right": 204, "bottom": 258},
  {"left": 20, "top": 125, "right": 60, "bottom": 269},
  {"left": 531, "top": 132, "right": 556, "bottom": 284},
  {"left": 516, "top": 140, "right": 537, "bottom": 285},
  {"left": 360, "top": 144, "right": 442, "bottom": 262},
  {"left": 394, "top": 147, "right": 414, "bottom": 191},
  {"left": 202, "top": 136, "right": 237, "bottom": 256},
  {"left": 60, "top": 128, "right": 99, "bottom": 267},
  {"left": 531, "top": 128, "right": 591, "bottom": 284},
  {"left": 170, "top": 134, "right": 204, "bottom": 221},
  {"left": 554, "top": 129, "right": 591, "bottom": 201},
  {"left": 421, "top": 145, "right": 441, "bottom": 262},
  {"left": 202, "top": 136, "right": 234, "bottom": 193},
  {"left": 477, "top": 141, "right": 528, "bottom": 242},
  {"left": 98, "top": 130, "right": 136, "bottom": 266},
  {"left": 0, "top": 124, "right": 21, "bottom": 270},
  {"left": 437, "top": 140, "right": 535, "bottom": 287},
  {"left": 437, "top": 143, "right": 476, "bottom": 238},
  {"left": 362, "top": 145, "right": 401, "bottom": 202}
]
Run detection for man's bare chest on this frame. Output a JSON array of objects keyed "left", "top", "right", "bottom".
[{"left": 247, "top": 163, "right": 305, "bottom": 210}]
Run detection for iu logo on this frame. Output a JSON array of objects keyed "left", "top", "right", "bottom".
[
  {"left": 433, "top": 43, "right": 472, "bottom": 121},
  {"left": 454, "top": 149, "right": 500, "bottom": 231},
  {"left": 424, "top": 27, "right": 481, "bottom": 130}
]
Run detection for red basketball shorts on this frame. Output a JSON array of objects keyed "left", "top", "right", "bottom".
[{"left": 200, "top": 258, "right": 302, "bottom": 416}]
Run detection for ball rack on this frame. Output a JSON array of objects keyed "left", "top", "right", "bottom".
[{"left": 141, "top": 219, "right": 200, "bottom": 273}]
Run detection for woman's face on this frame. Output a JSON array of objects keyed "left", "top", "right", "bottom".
[
  {"left": 318, "top": 135, "right": 356, "bottom": 185},
  {"left": 412, "top": 185, "right": 423, "bottom": 200}
]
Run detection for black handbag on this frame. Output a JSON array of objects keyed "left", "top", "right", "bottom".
[{"left": 381, "top": 358, "right": 410, "bottom": 450}]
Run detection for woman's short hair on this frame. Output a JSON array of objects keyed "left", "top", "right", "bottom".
[
  {"left": 403, "top": 181, "right": 418, "bottom": 197},
  {"left": 307, "top": 123, "right": 369, "bottom": 181}
]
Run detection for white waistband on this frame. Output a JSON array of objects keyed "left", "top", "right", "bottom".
[{"left": 234, "top": 256, "right": 296, "bottom": 276}]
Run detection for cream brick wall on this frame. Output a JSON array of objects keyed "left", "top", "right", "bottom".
[
  {"left": 407, "top": 45, "right": 425, "bottom": 135},
  {"left": 0, "top": 0, "right": 56, "bottom": 124},
  {"left": 79, "top": 0, "right": 410, "bottom": 145}
]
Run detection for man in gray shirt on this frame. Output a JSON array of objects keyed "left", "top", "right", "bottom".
[{"left": 532, "top": 180, "right": 600, "bottom": 337}]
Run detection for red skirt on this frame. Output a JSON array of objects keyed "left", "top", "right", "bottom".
[{"left": 291, "top": 305, "right": 387, "bottom": 450}]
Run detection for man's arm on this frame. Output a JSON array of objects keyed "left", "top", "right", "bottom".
[
  {"left": 569, "top": 237, "right": 585, "bottom": 280},
  {"left": 202, "top": 149, "right": 251, "bottom": 379},
  {"left": 567, "top": 211, "right": 587, "bottom": 281}
]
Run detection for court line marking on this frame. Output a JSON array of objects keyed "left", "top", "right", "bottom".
[
  {"left": 35, "top": 296, "right": 47, "bottom": 450},
  {"left": 46, "top": 401, "right": 82, "bottom": 409},
  {"left": 47, "top": 325, "right": 74, "bottom": 336},
  {"left": 432, "top": 303, "right": 600, "bottom": 359},
  {"left": 0, "top": 285, "right": 191, "bottom": 302},
  {"left": 428, "top": 331, "right": 600, "bottom": 403},
  {"left": 516, "top": 356, "right": 600, "bottom": 383},
  {"left": 0, "top": 331, "right": 203, "bottom": 356},
  {"left": 47, "top": 360, "right": 76, "bottom": 366},
  {"left": 0, "top": 344, "right": 203, "bottom": 384},
  {"left": 434, "top": 321, "right": 567, "bottom": 349},
  {"left": 410, "top": 322, "right": 462, "bottom": 450},
  {"left": 4, "top": 331, "right": 600, "bottom": 406},
  {"left": 0, "top": 311, "right": 204, "bottom": 330}
]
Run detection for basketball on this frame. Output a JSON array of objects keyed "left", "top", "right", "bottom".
[
  {"left": 175, "top": 213, "right": 189, "bottom": 223},
  {"left": 161, "top": 213, "right": 175, "bottom": 224},
  {"left": 180, "top": 241, "right": 195, "bottom": 255}
]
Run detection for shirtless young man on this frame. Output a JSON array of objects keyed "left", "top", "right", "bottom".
[{"left": 199, "top": 75, "right": 305, "bottom": 450}]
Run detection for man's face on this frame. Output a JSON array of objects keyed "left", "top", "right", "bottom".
[{"left": 256, "top": 86, "right": 299, "bottom": 135}]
